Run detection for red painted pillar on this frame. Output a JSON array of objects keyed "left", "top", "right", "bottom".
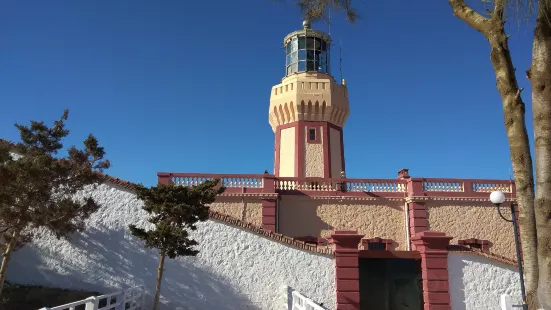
[
  {"left": 406, "top": 178, "right": 428, "bottom": 250},
  {"left": 157, "top": 173, "right": 173, "bottom": 185},
  {"left": 330, "top": 230, "right": 364, "bottom": 310},
  {"left": 262, "top": 173, "right": 277, "bottom": 232},
  {"left": 411, "top": 231, "right": 453, "bottom": 310}
]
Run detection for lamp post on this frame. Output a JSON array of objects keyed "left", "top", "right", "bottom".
[{"left": 490, "top": 190, "right": 527, "bottom": 310}]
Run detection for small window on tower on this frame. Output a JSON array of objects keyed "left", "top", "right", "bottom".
[
  {"left": 309, "top": 128, "right": 316, "bottom": 141},
  {"left": 307, "top": 127, "right": 320, "bottom": 143}
]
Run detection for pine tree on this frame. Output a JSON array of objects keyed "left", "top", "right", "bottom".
[
  {"left": 129, "top": 180, "right": 225, "bottom": 310},
  {"left": 0, "top": 110, "right": 110, "bottom": 297}
]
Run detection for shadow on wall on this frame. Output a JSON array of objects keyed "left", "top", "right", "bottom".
[
  {"left": 448, "top": 253, "right": 521, "bottom": 310},
  {"left": 7, "top": 225, "right": 257, "bottom": 310},
  {"left": 279, "top": 196, "right": 334, "bottom": 238}
]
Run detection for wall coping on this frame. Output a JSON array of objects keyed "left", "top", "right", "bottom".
[
  {"left": 447, "top": 245, "right": 518, "bottom": 267},
  {"left": 157, "top": 171, "right": 516, "bottom": 200}
]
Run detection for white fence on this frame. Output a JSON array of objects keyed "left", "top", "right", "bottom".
[
  {"left": 291, "top": 290, "right": 325, "bottom": 310},
  {"left": 39, "top": 285, "right": 145, "bottom": 310}
]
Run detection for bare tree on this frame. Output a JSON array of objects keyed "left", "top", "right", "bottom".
[
  {"left": 292, "top": 0, "right": 551, "bottom": 308},
  {"left": 527, "top": 1, "right": 551, "bottom": 307},
  {"left": 447, "top": 0, "right": 540, "bottom": 307},
  {"left": 449, "top": 1, "right": 551, "bottom": 308}
]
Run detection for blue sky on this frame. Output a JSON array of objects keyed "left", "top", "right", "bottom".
[{"left": 0, "top": 0, "right": 536, "bottom": 186}]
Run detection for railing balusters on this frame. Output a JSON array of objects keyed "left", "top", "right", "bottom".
[
  {"left": 162, "top": 173, "right": 515, "bottom": 197},
  {"left": 39, "top": 286, "right": 144, "bottom": 310}
]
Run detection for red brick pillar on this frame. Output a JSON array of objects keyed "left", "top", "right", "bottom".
[
  {"left": 330, "top": 230, "right": 364, "bottom": 310},
  {"left": 412, "top": 231, "right": 453, "bottom": 310},
  {"left": 262, "top": 173, "right": 277, "bottom": 232},
  {"left": 406, "top": 178, "right": 428, "bottom": 250}
]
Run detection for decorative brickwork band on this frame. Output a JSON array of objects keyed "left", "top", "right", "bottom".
[
  {"left": 261, "top": 173, "right": 277, "bottom": 232},
  {"left": 412, "top": 231, "right": 453, "bottom": 310},
  {"left": 330, "top": 230, "right": 364, "bottom": 310}
]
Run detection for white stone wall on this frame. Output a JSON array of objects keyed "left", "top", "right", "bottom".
[
  {"left": 7, "top": 183, "right": 336, "bottom": 310},
  {"left": 448, "top": 252, "right": 521, "bottom": 310}
]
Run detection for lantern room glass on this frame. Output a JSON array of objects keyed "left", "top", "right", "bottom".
[{"left": 285, "top": 35, "right": 329, "bottom": 76}]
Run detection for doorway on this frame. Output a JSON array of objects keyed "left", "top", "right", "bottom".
[{"left": 359, "top": 258, "right": 423, "bottom": 310}]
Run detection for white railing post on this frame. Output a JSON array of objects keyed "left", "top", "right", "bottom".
[
  {"left": 501, "top": 294, "right": 513, "bottom": 310},
  {"left": 279, "top": 285, "right": 291, "bottom": 310},
  {"left": 118, "top": 289, "right": 127, "bottom": 310},
  {"left": 140, "top": 285, "right": 146, "bottom": 309},
  {"left": 39, "top": 286, "right": 145, "bottom": 310},
  {"left": 84, "top": 296, "right": 99, "bottom": 310}
]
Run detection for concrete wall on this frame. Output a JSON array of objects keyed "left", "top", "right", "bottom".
[
  {"left": 448, "top": 252, "right": 521, "bottom": 310},
  {"left": 427, "top": 201, "right": 515, "bottom": 260},
  {"left": 209, "top": 197, "right": 263, "bottom": 227},
  {"left": 279, "top": 196, "right": 407, "bottom": 250},
  {"left": 7, "top": 183, "right": 335, "bottom": 310}
]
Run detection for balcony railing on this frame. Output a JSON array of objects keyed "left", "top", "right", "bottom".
[{"left": 157, "top": 172, "right": 515, "bottom": 198}]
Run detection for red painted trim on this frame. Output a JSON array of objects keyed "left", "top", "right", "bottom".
[
  {"left": 340, "top": 128, "right": 345, "bottom": 173},
  {"left": 261, "top": 199, "right": 277, "bottom": 232},
  {"left": 407, "top": 179, "right": 428, "bottom": 250},
  {"left": 324, "top": 123, "right": 332, "bottom": 178},
  {"left": 411, "top": 231, "right": 453, "bottom": 310},
  {"left": 157, "top": 173, "right": 172, "bottom": 184},
  {"left": 331, "top": 230, "right": 364, "bottom": 310}
]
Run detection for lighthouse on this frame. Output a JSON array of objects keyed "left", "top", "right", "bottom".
[{"left": 269, "top": 20, "right": 349, "bottom": 179}]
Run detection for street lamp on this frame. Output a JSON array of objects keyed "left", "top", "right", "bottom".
[{"left": 490, "top": 190, "right": 527, "bottom": 310}]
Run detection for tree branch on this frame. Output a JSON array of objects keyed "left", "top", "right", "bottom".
[
  {"left": 449, "top": 0, "right": 492, "bottom": 35},
  {"left": 493, "top": 0, "right": 506, "bottom": 20}
]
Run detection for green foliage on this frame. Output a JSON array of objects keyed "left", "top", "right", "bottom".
[
  {"left": 129, "top": 180, "right": 226, "bottom": 259},
  {"left": 0, "top": 109, "right": 110, "bottom": 244}
]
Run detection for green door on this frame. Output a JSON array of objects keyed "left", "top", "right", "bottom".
[{"left": 359, "top": 258, "right": 423, "bottom": 310}]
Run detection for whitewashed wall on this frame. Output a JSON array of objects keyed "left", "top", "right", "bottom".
[
  {"left": 448, "top": 252, "right": 521, "bottom": 310},
  {"left": 7, "top": 183, "right": 335, "bottom": 310}
]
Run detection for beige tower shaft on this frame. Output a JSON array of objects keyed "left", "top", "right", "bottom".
[{"left": 269, "top": 72, "right": 350, "bottom": 178}]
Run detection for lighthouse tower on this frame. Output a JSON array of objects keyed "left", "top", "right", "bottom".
[{"left": 269, "top": 20, "right": 349, "bottom": 178}]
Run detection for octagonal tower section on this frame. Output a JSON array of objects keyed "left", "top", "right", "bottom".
[{"left": 269, "top": 20, "right": 350, "bottom": 178}]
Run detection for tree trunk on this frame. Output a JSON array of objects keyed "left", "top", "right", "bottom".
[
  {"left": 448, "top": 1, "right": 540, "bottom": 307},
  {"left": 530, "top": 2, "right": 551, "bottom": 308},
  {"left": 0, "top": 230, "right": 19, "bottom": 297},
  {"left": 486, "top": 25, "right": 540, "bottom": 309},
  {"left": 153, "top": 250, "right": 166, "bottom": 310}
]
